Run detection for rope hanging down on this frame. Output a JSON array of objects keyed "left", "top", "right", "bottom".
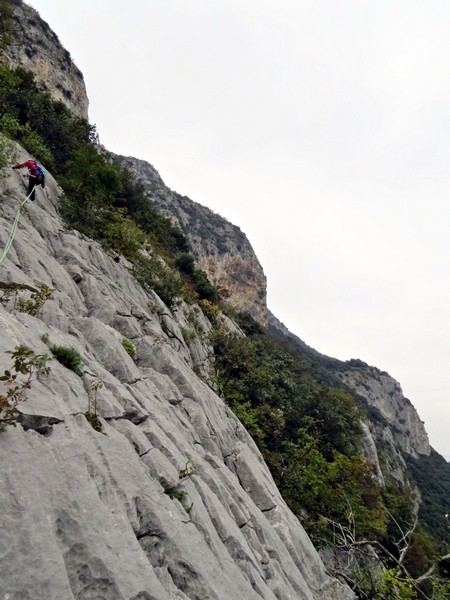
[{"left": 0, "top": 186, "right": 36, "bottom": 265}]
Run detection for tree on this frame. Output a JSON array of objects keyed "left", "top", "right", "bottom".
[
  {"left": 59, "top": 144, "right": 121, "bottom": 235},
  {"left": 326, "top": 511, "right": 450, "bottom": 599}
]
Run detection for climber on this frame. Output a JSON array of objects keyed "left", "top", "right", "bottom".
[{"left": 12, "top": 159, "right": 46, "bottom": 201}]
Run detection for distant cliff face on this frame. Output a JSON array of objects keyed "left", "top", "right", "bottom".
[
  {"left": 337, "top": 364, "right": 430, "bottom": 484},
  {"left": 5, "top": 0, "right": 89, "bottom": 120},
  {"left": 268, "top": 312, "right": 431, "bottom": 485},
  {"left": 116, "top": 155, "right": 268, "bottom": 326},
  {"left": 338, "top": 364, "right": 430, "bottom": 459}
]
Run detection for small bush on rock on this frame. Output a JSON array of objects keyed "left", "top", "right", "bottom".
[
  {"left": 0, "top": 345, "right": 51, "bottom": 428},
  {"left": 121, "top": 337, "right": 136, "bottom": 360},
  {"left": 84, "top": 410, "right": 102, "bottom": 432},
  {"left": 50, "top": 344, "right": 83, "bottom": 376},
  {"left": 16, "top": 284, "right": 55, "bottom": 316},
  {"left": 0, "top": 283, "right": 54, "bottom": 316}
]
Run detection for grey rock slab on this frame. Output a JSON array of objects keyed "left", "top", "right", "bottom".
[
  {"left": 73, "top": 317, "right": 142, "bottom": 384},
  {"left": 0, "top": 151, "right": 355, "bottom": 599}
]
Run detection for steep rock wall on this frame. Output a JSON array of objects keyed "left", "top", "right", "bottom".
[
  {"left": 338, "top": 364, "right": 430, "bottom": 458},
  {"left": 0, "top": 150, "right": 353, "bottom": 599},
  {"left": 337, "top": 364, "right": 430, "bottom": 484},
  {"left": 5, "top": 0, "right": 89, "bottom": 120},
  {"left": 116, "top": 155, "right": 268, "bottom": 326}
]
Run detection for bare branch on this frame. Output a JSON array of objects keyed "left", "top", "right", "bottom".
[{"left": 415, "top": 553, "right": 450, "bottom": 584}]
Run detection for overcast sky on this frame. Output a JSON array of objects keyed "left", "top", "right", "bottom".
[{"left": 28, "top": 0, "right": 450, "bottom": 460}]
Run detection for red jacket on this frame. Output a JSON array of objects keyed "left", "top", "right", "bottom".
[{"left": 16, "top": 160, "right": 40, "bottom": 176}]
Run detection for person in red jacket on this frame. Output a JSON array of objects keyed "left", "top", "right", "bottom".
[{"left": 12, "top": 159, "right": 46, "bottom": 201}]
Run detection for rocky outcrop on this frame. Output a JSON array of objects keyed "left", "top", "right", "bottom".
[
  {"left": 4, "top": 0, "right": 89, "bottom": 120},
  {"left": 338, "top": 364, "right": 430, "bottom": 459},
  {"left": 116, "top": 155, "right": 268, "bottom": 326},
  {"left": 336, "top": 363, "right": 430, "bottom": 484},
  {"left": 0, "top": 150, "right": 353, "bottom": 599}
]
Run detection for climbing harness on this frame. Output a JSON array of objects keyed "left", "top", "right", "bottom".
[{"left": 0, "top": 186, "right": 36, "bottom": 265}]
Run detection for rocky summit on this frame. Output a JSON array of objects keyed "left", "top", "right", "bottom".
[{"left": 5, "top": 1, "right": 88, "bottom": 120}]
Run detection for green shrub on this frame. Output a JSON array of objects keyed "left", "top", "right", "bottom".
[
  {"left": 133, "top": 254, "right": 185, "bottom": 309},
  {"left": 174, "top": 252, "right": 195, "bottom": 275},
  {"left": 193, "top": 271, "right": 217, "bottom": 302},
  {"left": 164, "top": 460, "right": 196, "bottom": 515},
  {"left": 16, "top": 284, "right": 55, "bottom": 316},
  {"left": 121, "top": 337, "right": 136, "bottom": 359},
  {"left": 186, "top": 310, "right": 204, "bottom": 335},
  {"left": 208, "top": 324, "right": 384, "bottom": 541},
  {"left": 179, "top": 325, "right": 197, "bottom": 344},
  {"left": 174, "top": 252, "right": 218, "bottom": 302},
  {"left": 85, "top": 378, "right": 103, "bottom": 432},
  {"left": 200, "top": 298, "right": 220, "bottom": 323},
  {"left": 102, "top": 208, "right": 146, "bottom": 260},
  {"left": 84, "top": 410, "right": 102, "bottom": 432},
  {"left": 405, "top": 451, "right": 450, "bottom": 542},
  {"left": 0, "top": 132, "right": 15, "bottom": 174},
  {"left": 59, "top": 144, "right": 122, "bottom": 236},
  {"left": 16, "top": 122, "right": 53, "bottom": 165},
  {"left": 0, "top": 345, "right": 51, "bottom": 427},
  {"left": 50, "top": 344, "right": 83, "bottom": 376}
]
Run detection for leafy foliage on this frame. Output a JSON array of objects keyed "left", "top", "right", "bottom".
[
  {"left": 209, "top": 318, "right": 450, "bottom": 594},
  {"left": 58, "top": 144, "right": 121, "bottom": 233},
  {"left": 0, "top": 345, "right": 51, "bottom": 427},
  {"left": 0, "top": 283, "right": 54, "bottom": 315},
  {"left": 0, "top": 131, "right": 15, "bottom": 171},
  {"left": 378, "top": 569, "right": 416, "bottom": 599},
  {"left": 174, "top": 252, "right": 218, "bottom": 302},
  {"left": 85, "top": 409, "right": 102, "bottom": 432},
  {"left": 0, "top": 66, "right": 93, "bottom": 169},
  {"left": 405, "top": 451, "right": 450, "bottom": 545},
  {"left": 165, "top": 460, "right": 196, "bottom": 515},
  {"left": 16, "top": 284, "right": 55, "bottom": 316},
  {"left": 133, "top": 253, "right": 185, "bottom": 309}
]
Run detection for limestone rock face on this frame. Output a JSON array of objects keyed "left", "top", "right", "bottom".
[
  {"left": 337, "top": 363, "right": 431, "bottom": 484},
  {"left": 116, "top": 155, "right": 268, "bottom": 326},
  {"left": 339, "top": 364, "right": 430, "bottom": 459},
  {"left": 5, "top": 0, "right": 89, "bottom": 120},
  {"left": 0, "top": 153, "right": 354, "bottom": 599}
]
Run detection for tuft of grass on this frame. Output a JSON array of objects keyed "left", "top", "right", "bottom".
[
  {"left": 121, "top": 337, "right": 136, "bottom": 360},
  {"left": 50, "top": 344, "right": 83, "bottom": 376}
]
